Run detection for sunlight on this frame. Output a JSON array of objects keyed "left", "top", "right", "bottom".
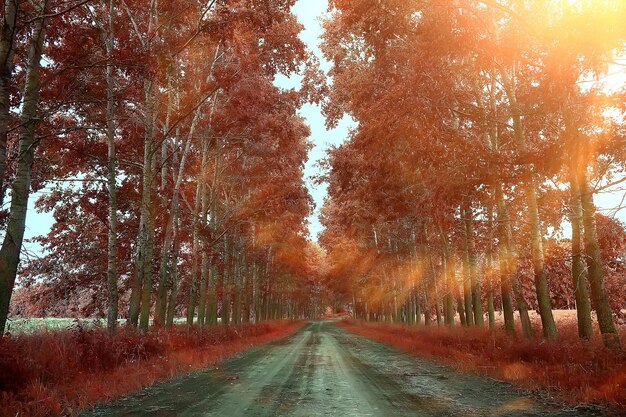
[
  {"left": 562, "top": 0, "right": 619, "bottom": 8},
  {"left": 2, "top": 0, "right": 625, "bottom": 415}
]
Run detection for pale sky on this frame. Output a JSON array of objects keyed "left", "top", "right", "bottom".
[
  {"left": 10, "top": 0, "right": 626, "bottom": 255},
  {"left": 280, "top": 0, "right": 355, "bottom": 240}
]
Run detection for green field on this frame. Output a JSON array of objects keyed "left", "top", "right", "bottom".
[{"left": 4, "top": 317, "right": 193, "bottom": 334}]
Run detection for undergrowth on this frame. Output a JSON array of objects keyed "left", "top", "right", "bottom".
[{"left": 0, "top": 321, "right": 301, "bottom": 417}]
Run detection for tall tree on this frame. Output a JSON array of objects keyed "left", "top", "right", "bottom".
[{"left": 0, "top": 0, "right": 48, "bottom": 335}]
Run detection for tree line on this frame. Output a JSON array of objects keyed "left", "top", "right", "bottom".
[
  {"left": 0, "top": 0, "right": 324, "bottom": 335},
  {"left": 319, "top": 0, "right": 625, "bottom": 348}
]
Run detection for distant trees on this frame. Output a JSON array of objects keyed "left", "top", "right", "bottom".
[
  {"left": 320, "top": 0, "right": 625, "bottom": 348},
  {"left": 1, "top": 0, "right": 323, "bottom": 335}
]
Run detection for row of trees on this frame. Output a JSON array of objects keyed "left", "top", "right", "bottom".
[
  {"left": 319, "top": 0, "right": 626, "bottom": 348},
  {"left": 0, "top": 0, "right": 324, "bottom": 335}
]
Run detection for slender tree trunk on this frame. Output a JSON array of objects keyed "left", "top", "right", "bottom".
[
  {"left": 487, "top": 78, "right": 514, "bottom": 334},
  {"left": 231, "top": 240, "right": 240, "bottom": 325},
  {"left": 138, "top": 80, "right": 156, "bottom": 332},
  {"left": 165, "top": 205, "right": 180, "bottom": 328},
  {"left": 187, "top": 172, "right": 203, "bottom": 326},
  {"left": 486, "top": 264, "right": 495, "bottom": 329},
  {"left": 486, "top": 203, "right": 495, "bottom": 329},
  {"left": 579, "top": 176, "right": 619, "bottom": 349},
  {"left": 486, "top": 289, "right": 495, "bottom": 329},
  {"left": 204, "top": 186, "right": 219, "bottom": 326},
  {"left": 495, "top": 184, "right": 516, "bottom": 335},
  {"left": 525, "top": 172, "right": 557, "bottom": 340},
  {"left": 455, "top": 271, "right": 466, "bottom": 327},
  {"left": 462, "top": 229, "right": 474, "bottom": 327},
  {"left": 206, "top": 266, "right": 218, "bottom": 325},
  {"left": 569, "top": 161, "right": 593, "bottom": 340},
  {"left": 241, "top": 248, "right": 251, "bottom": 323},
  {"left": 503, "top": 66, "right": 556, "bottom": 339},
  {"left": 422, "top": 270, "right": 431, "bottom": 325},
  {"left": 252, "top": 255, "right": 259, "bottom": 323},
  {"left": 415, "top": 294, "right": 422, "bottom": 326},
  {"left": 0, "top": 2, "right": 47, "bottom": 335},
  {"left": 438, "top": 225, "right": 456, "bottom": 326},
  {"left": 198, "top": 247, "right": 209, "bottom": 326},
  {"left": 218, "top": 257, "right": 226, "bottom": 324},
  {"left": 105, "top": 0, "right": 118, "bottom": 334},
  {"left": 128, "top": 221, "right": 144, "bottom": 326},
  {"left": 156, "top": 107, "right": 200, "bottom": 325},
  {"left": 0, "top": 0, "right": 18, "bottom": 206},
  {"left": 155, "top": 225, "right": 172, "bottom": 327},
  {"left": 441, "top": 237, "right": 455, "bottom": 326},
  {"left": 562, "top": 109, "right": 594, "bottom": 341},
  {"left": 154, "top": 69, "right": 176, "bottom": 327},
  {"left": 196, "top": 140, "right": 210, "bottom": 327},
  {"left": 464, "top": 202, "right": 484, "bottom": 326}
]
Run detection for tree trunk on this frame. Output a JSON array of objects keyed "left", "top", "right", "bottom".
[
  {"left": 441, "top": 238, "right": 455, "bottom": 326},
  {"left": 0, "top": 2, "right": 47, "bottom": 335},
  {"left": 569, "top": 162, "right": 593, "bottom": 340},
  {"left": 128, "top": 220, "right": 144, "bottom": 327},
  {"left": 186, "top": 172, "right": 203, "bottom": 326},
  {"left": 486, "top": 203, "right": 495, "bottom": 329},
  {"left": 580, "top": 176, "right": 619, "bottom": 349},
  {"left": 196, "top": 140, "right": 210, "bottom": 327},
  {"left": 495, "top": 184, "right": 517, "bottom": 335},
  {"left": 205, "top": 266, "right": 218, "bottom": 325},
  {"left": 455, "top": 272, "right": 466, "bottom": 327},
  {"left": 165, "top": 203, "right": 180, "bottom": 328},
  {"left": 105, "top": 0, "right": 118, "bottom": 334},
  {"left": 525, "top": 172, "right": 557, "bottom": 340},
  {"left": 464, "top": 202, "right": 484, "bottom": 326},
  {"left": 138, "top": 80, "right": 156, "bottom": 332},
  {"left": 156, "top": 107, "right": 200, "bottom": 325},
  {"left": 503, "top": 65, "right": 555, "bottom": 339},
  {"left": 154, "top": 69, "right": 176, "bottom": 327},
  {"left": 198, "top": 247, "right": 209, "bottom": 326},
  {"left": 462, "top": 230, "right": 474, "bottom": 327},
  {"left": 0, "top": 0, "right": 18, "bottom": 206}
]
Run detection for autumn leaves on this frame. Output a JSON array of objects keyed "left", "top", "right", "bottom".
[
  {"left": 319, "top": 0, "right": 625, "bottom": 347},
  {"left": 1, "top": 0, "right": 321, "bottom": 333}
]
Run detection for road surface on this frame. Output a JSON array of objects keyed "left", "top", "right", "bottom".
[{"left": 83, "top": 321, "right": 602, "bottom": 417}]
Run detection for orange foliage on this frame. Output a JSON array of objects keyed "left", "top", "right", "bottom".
[
  {"left": 0, "top": 321, "right": 302, "bottom": 417},
  {"left": 339, "top": 320, "right": 626, "bottom": 411}
]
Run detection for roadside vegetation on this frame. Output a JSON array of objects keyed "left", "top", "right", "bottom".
[
  {"left": 0, "top": 321, "right": 302, "bottom": 417},
  {"left": 340, "top": 319, "right": 625, "bottom": 411}
]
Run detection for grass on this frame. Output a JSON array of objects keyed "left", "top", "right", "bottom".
[
  {"left": 4, "top": 317, "right": 203, "bottom": 334},
  {"left": 0, "top": 320, "right": 302, "bottom": 417},
  {"left": 339, "top": 319, "right": 626, "bottom": 412}
]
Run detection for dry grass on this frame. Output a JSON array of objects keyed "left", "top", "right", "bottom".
[
  {"left": 339, "top": 318, "right": 626, "bottom": 411},
  {"left": 0, "top": 321, "right": 303, "bottom": 417}
]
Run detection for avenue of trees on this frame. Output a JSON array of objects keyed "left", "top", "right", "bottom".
[
  {"left": 2, "top": 0, "right": 625, "bottom": 354},
  {"left": 319, "top": 0, "right": 626, "bottom": 348},
  {"left": 0, "top": 0, "right": 325, "bottom": 335}
]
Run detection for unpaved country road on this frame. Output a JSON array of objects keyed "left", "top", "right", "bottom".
[{"left": 83, "top": 321, "right": 602, "bottom": 417}]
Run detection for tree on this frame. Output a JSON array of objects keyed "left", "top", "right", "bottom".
[{"left": 0, "top": 0, "right": 48, "bottom": 335}]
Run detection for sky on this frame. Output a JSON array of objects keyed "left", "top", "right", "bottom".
[
  {"left": 278, "top": 0, "right": 355, "bottom": 241},
  {"left": 9, "top": 0, "right": 626, "bottom": 255}
]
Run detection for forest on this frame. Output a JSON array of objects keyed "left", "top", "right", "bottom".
[
  {"left": 319, "top": 0, "right": 626, "bottom": 346},
  {"left": 0, "top": 0, "right": 327, "bottom": 336},
  {"left": 0, "top": 0, "right": 625, "bottom": 416}
]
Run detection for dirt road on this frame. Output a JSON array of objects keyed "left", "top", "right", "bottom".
[{"left": 83, "top": 321, "right": 602, "bottom": 417}]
